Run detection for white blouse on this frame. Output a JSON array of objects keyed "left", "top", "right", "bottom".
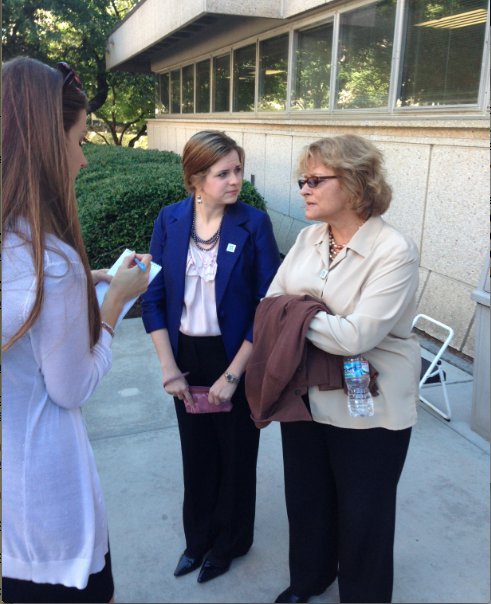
[
  {"left": 180, "top": 240, "right": 221, "bottom": 337},
  {"left": 2, "top": 227, "right": 112, "bottom": 589}
]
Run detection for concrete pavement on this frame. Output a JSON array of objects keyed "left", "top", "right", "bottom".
[{"left": 82, "top": 318, "right": 490, "bottom": 604}]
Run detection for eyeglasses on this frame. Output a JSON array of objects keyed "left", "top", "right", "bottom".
[
  {"left": 57, "top": 61, "right": 83, "bottom": 90},
  {"left": 298, "top": 176, "right": 338, "bottom": 189}
]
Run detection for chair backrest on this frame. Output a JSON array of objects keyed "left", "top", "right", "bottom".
[{"left": 412, "top": 314, "right": 454, "bottom": 386}]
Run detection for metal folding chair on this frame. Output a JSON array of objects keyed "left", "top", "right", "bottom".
[{"left": 412, "top": 313, "right": 455, "bottom": 421}]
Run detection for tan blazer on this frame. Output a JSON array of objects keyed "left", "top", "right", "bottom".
[{"left": 266, "top": 216, "right": 421, "bottom": 431}]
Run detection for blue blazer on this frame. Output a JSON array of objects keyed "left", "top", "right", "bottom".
[{"left": 141, "top": 196, "right": 281, "bottom": 361}]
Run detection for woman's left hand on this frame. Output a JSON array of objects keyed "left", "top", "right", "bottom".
[
  {"left": 91, "top": 268, "right": 112, "bottom": 285},
  {"left": 208, "top": 375, "right": 237, "bottom": 406}
]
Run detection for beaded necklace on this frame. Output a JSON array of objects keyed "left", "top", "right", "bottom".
[
  {"left": 191, "top": 210, "right": 222, "bottom": 252},
  {"left": 328, "top": 222, "right": 365, "bottom": 261}
]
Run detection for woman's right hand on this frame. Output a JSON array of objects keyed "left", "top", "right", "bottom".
[
  {"left": 163, "top": 372, "right": 194, "bottom": 406},
  {"left": 108, "top": 253, "right": 152, "bottom": 303}
]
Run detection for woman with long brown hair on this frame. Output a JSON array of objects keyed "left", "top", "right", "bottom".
[{"left": 2, "top": 56, "right": 151, "bottom": 603}]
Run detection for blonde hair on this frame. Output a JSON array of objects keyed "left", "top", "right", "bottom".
[
  {"left": 298, "top": 134, "right": 392, "bottom": 219},
  {"left": 182, "top": 130, "right": 245, "bottom": 194},
  {"left": 2, "top": 56, "right": 100, "bottom": 351}
]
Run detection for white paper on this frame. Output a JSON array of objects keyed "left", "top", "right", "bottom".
[{"left": 95, "top": 248, "right": 161, "bottom": 326}]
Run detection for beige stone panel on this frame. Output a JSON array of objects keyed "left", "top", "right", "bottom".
[
  {"left": 422, "top": 146, "right": 489, "bottom": 286},
  {"left": 243, "top": 132, "right": 266, "bottom": 197},
  {"left": 284, "top": 0, "right": 335, "bottom": 18},
  {"left": 377, "top": 142, "right": 428, "bottom": 250},
  {"left": 417, "top": 267, "right": 429, "bottom": 306},
  {"left": 268, "top": 209, "right": 294, "bottom": 252},
  {"left": 417, "top": 272, "right": 476, "bottom": 353},
  {"left": 147, "top": 122, "right": 158, "bottom": 150},
  {"left": 264, "top": 134, "right": 293, "bottom": 214},
  {"left": 167, "top": 127, "right": 178, "bottom": 154},
  {"left": 207, "top": 0, "right": 281, "bottom": 17}
]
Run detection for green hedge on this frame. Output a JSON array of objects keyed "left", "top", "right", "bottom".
[{"left": 77, "top": 144, "right": 267, "bottom": 268}]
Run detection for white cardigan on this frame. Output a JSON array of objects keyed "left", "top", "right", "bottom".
[
  {"left": 266, "top": 216, "right": 421, "bottom": 431},
  {"left": 2, "top": 228, "right": 112, "bottom": 589}
]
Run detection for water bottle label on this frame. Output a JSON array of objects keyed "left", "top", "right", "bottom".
[{"left": 344, "top": 359, "right": 369, "bottom": 379}]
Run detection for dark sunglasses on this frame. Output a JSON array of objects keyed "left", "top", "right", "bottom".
[
  {"left": 298, "top": 176, "right": 339, "bottom": 189},
  {"left": 57, "top": 61, "right": 82, "bottom": 90}
]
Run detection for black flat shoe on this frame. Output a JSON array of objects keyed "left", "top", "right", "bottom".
[
  {"left": 174, "top": 552, "right": 203, "bottom": 577},
  {"left": 197, "top": 558, "right": 231, "bottom": 583},
  {"left": 274, "top": 587, "right": 309, "bottom": 603}
]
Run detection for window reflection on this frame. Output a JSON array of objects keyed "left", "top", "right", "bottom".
[
  {"left": 196, "top": 60, "right": 210, "bottom": 113},
  {"left": 259, "top": 34, "right": 288, "bottom": 111},
  {"left": 170, "top": 69, "right": 181, "bottom": 113},
  {"left": 336, "top": 0, "right": 396, "bottom": 109},
  {"left": 233, "top": 44, "right": 256, "bottom": 112},
  {"left": 213, "top": 54, "right": 230, "bottom": 112},
  {"left": 292, "top": 23, "right": 333, "bottom": 110},
  {"left": 399, "top": 0, "right": 487, "bottom": 106}
]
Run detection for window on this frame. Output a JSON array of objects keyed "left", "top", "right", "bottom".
[
  {"left": 336, "top": 0, "right": 397, "bottom": 109},
  {"left": 259, "top": 34, "right": 289, "bottom": 111},
  {"left": 292, "top": 23, "right": 333, "bottom": 110},
  {"left": 170, "top": 69, "right": 181, "bottom": 113},
  {"left": 156, "top": 73, "right": 169, "bottom": 114},
  {"left": 399, "top": 0, "right": 488, "bottom": 106},
  {"left": 182, "top": 65, "right": 194, "bottom": 113},
  {"left": 233, "top": 44, "right": 256, "bottom": 111},
  {"left": 213, "top": 54, "right": 230, "bottom": 112},
  {"left": 196, "top": 59, "right": 210, "bottom": 112}
]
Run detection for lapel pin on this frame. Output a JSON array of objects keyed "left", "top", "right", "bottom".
[
  {"left": 320, "top": 268, "right": 328, "bottom": 280},
  {"left": 226, "top": 243, "right": 237, "bottom": 253}
]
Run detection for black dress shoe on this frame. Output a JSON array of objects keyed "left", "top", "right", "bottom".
[
  {"left": 174, "top": 552, "right": 203, "bottom": 577},
  {"left": 197, "top": 558, "right": 231, "bottom": 583},
  {"left": 274, "top": 587, "right": 309, "bottom": 603}
]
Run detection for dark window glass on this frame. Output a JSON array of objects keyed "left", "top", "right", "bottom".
[
  {"left": 233, "top": 44, "right": 256, "bottom": 111},
  {"left": 156, "top": 73, "right": 169, "bottom": 114},
  {"left": 399, "top": 0, "right": 487, "bottom": 106},
  {"left": 213, "top": 54, "right": 230, "bottom": 112},
  {"left": 196, "top": 59, "right": 211, "bottom": 112},
  {"left": 258, "top": 34, "right": 289, "bottom": 111},
  {"left": 336, "top": 0, "right": 397, "bottom": 109},
  {"left": 170, "top": 69, "right": 181, "bottom": 113},
  {"left": 292, "top": 23, "right": 333, "bottom": 110},
  {"left": 182, "top": 64, "right": 194, "bottom": 113}
]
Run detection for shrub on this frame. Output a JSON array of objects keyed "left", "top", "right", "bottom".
[{"left": 77, "top": 144, "right": 267, "bottom": 268}]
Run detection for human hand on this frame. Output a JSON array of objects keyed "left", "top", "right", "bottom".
[
  {"left": 108, "top": 253, "right": 151, "bottom": 303},
  {"left": 163, "top": 374, "right": 194, "bottom": 407},
  {"left": 208, "top": 375, "right": 237, "bottom": 406},
  {"left": 91, "top": 268, "right": 112, "bottom": 285}
]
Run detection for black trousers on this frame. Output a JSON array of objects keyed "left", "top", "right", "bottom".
[
  {"left": 174, "top": 332, "right": 260, "bottom": 564},
  {"left": 280, "top": 418, "right": 411, "bottom": 603}
]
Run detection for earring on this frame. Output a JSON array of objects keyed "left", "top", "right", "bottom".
[{"left": 196, "top": 194, "right": 203, "bottom": 204}]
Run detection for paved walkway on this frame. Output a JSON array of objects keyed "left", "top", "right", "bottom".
[{"left": 83, "top": 318, "right": 490, "bottom": 604}]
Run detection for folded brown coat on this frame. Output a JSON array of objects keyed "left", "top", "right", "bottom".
[{"left": 245, "top": 294, "right": 345, "bottom": 428}]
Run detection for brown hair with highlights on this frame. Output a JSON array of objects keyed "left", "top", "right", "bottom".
[{"left": 182, "top": 130, "right": 245, "bottom": 194}]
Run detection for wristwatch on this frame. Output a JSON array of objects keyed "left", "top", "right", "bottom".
[{"left": 224, "top": 371, "right": 240, "bottom": 385}]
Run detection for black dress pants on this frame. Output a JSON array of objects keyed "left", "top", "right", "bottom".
[
  {"left": 174, "top": 332, "right": 260, "bottom": 564},
  {"left": 280, "top": 419, "right": 411, "bottom": 603}
]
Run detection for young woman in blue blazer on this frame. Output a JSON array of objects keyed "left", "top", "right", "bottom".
[{"left": 142, "top": 130, "right": 280, "bottom": 584}]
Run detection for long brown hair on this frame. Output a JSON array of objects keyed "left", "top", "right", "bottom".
[{"left": 2, "top": 56, "right": 101, "bottom": 351}]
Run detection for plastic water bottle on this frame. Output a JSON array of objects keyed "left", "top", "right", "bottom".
[{"left": 343, "top": 355, "right": 374, "bottom": 417}]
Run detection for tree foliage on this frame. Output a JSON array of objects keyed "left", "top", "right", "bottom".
[{"left": 2, "top": 0, "right": 155, "bottom": 146}]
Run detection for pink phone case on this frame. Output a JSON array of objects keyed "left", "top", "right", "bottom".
[{"left": 185, "top": 386, "right": 233, "bottom": 414}]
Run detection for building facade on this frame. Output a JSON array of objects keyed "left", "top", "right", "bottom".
[{"left": 106, "top": 0, "right": 490, "bottom": 357}]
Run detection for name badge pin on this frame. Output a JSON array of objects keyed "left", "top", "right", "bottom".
[
  {"left": 226, "top": 243, "right": 237, "bottom": 253},
  {"left": 320, "top": 268, "right": 328, "bottom": 280}
]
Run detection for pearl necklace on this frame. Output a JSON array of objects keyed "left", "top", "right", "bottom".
[{"left": 328, "top": 222, "right": 366, "bottom": 261}]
